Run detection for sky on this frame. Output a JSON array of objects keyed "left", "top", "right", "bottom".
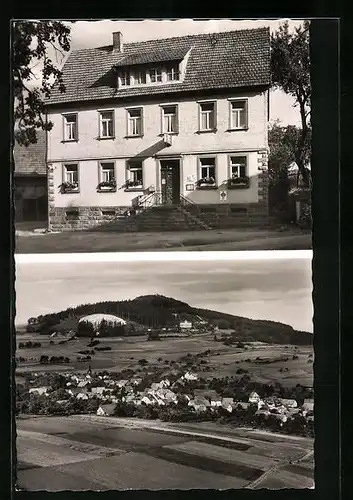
[
  {"left": 27, "top": 18, "right": 305, "bottom": 127},
  {"left": 15, "top": 256, "right": 313, "bottom": 332}
]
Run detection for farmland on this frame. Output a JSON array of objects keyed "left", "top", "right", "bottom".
[
  {"left": 16, "top": 332, "right": 313, "bottom": 388},
  {"left": 16, "top": 415, "right": 314, "bottom": 491}
]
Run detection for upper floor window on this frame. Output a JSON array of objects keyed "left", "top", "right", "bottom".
[
  {"left": 199, "top": 102, "right": 216, "bottom": 132},
  {"left": 121, "top": 71, "right": 130, "bottom": 86},
  {"left": 63, "top": 113, "right": 78, "bottom": 141},
  {"left": 166, "top": 64, "right": 180, "bottom": 81},
  {"left": 229, "top": 100, "right": 248, "bottom": 129},
  {"left": 161, "top": 105, "right": 178, "bottom": 134},
  {"left": 149, "top": 68, "right": 162, "bottom": 83},
  {"left": 127, "top": 108, "right": 143, "bottom": 137},
  {"left": 99, "top": 110, "right": 114, "bottom": 138}
]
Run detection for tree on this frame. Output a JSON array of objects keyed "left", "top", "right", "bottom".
[
  {"left": 271, "top": 21, "right": 311, "bottom": 186},
  {"left": 12, "top": 21, "right": 72, "bottom": 146}
]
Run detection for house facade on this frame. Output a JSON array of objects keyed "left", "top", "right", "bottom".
[{"left": 45, "top": 28, "right": 270, "bottom": 231}]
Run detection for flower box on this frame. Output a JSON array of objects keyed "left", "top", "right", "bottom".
[
  {"left": 196, "top": 177, "right": 217, "bottom": 189},
  {"left": 97, "top": 180, "right": 117, "bottom": 192},
  {"left": 59, "top": 182, "right": 79, "bottom": 194},
  {"left": 227, "top": 176, "right": 250, "bottom": 189},
  {"left": 124, "top": 180, "right": 144, "bottom": 190}
]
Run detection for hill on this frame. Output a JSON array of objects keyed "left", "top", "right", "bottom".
[{"left": 26, "top": 294, "right": 312, "bottom": 345}]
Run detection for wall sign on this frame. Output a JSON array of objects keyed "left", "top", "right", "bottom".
[
  {"left": 186, "top": 184, "right": 195, "bottom": 191},
  {"left": 220, "top": 190, "right": 227, "bottom": 201}
]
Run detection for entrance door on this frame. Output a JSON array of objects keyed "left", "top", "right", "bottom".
[{"left": 160, "top": 160, "right": 180, "bottom": 204}]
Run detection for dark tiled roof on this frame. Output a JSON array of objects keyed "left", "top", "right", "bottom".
[
  {"left": 46, "top": 28, "right": 270, "bottom": 106},
  {"left": 114, "top": 47, "right": 189, "bottom": 67},
  {"left": 13, "top": 130, "right": 47, "bottom": 175}
]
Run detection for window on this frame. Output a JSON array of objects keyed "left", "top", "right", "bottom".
[
  {"left": 229, "top": 156, "right": 247, "bottom": 178},
  {"left": 100, "top": 162, "right": 115, "bottom": 183},
  {"left": 126, "top": 161, "right": 143, "bottom": 188},
  {"left": 167, "top": 64, "right": 180, "bottom": 81},
  {"left": 149, "top": 68, "right": 162, "bottom": 83},
  {"left": 63, "top": 114, "right": 78, "bottom": 141},
  {"left": 199, "top": 102, "right": 216, "bottom": 131},
  {"left": 229, "top": 100, "right": 248, "bottom": 129},
  {"left": 161, "top": 105, "right": 178, "bottom": 133},
  {"left": 127, "top": 108, "right": 143, "bottom": 136},
  {"left": 133, "top": 71, "right": 146, "bottom": 85},
  {"left": 99, "top": 111, "right": 114, "bottom": 138},
  {"left": 120, "top": 71, "right": 130, "bottom": 86},
  {"left": 198, "top": 157, "right": 216, "bottom": 186},
  {"left": 62, "top": 163, "right": 79, "bottom": 192}
]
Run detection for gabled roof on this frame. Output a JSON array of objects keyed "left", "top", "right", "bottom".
[
  {"left": 13, "top": 130, "right": 46, "bottom": 176},
  {"left": 46, "top": 27, "right": 270, "bottom": 106}
]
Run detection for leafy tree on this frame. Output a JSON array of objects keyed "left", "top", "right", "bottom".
[
  {"left": 271, "top": 21, "right": 311, "bottom": 186},
  {"left": 12, "top": 20, "right": 71, "bottom": 146}
]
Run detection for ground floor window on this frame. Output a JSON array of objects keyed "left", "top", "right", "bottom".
[
  {"left": 61, "top": 164, "right": 79, "bottom": 192},
  {"left": 228, "top": 155, "right": 250, "bottom": 188},
  {"left": 98, "top": 162, "right": 116, "bottom": 191},
  {"left": 229, "top": 156, "right": 247, "bottom": 178},
  {"left": 197, "top": 157, "right": 216, "bottom": 187},
  {"left": 126, "top": 160, "right": 144, "bottom": 189}
]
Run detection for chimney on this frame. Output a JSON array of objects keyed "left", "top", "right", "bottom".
[{"left": 112, "top": 32, "right": 123, "bottom": 52}]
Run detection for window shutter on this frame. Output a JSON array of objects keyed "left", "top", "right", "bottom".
[
  {"left": 244, "top": 100, "right": 248, "bottom": 128},
  {"left": 213, "top": 101, "right": 217, "bottom": 130}
]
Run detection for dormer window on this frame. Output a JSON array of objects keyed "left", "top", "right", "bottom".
[
  {"left": 167, "top": 64, "right": 180, "bottom": 81},
  {"left": 149, "top": 68, "right": 162, "bottom": 83},
  {"left": 121, "top": 71, "right": 130, "bottom": 86},
  {"left": 133, "top": 71, "right": 146, "bottom": 85}
]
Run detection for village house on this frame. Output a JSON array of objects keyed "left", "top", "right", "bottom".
[
  {"left": 179, "top": 320, "right": 193, "bottom": 331},
  {"left": 278, "top": 398, "right": 298, "bottom": 409},
  {"left": 302, "top": 398, "right": 314, "bottom": 414},
  {"left": 97, "top": 403, "right": 116, "bottom": 416},
  {"left": 234, "top": 401, "right": 250, "bottom": 411},
  {"left": 44, "top": 28, "right": 270, "bottom": 232},
  {"left": 29, "top": 386, "right": 50, "bottom": 396},
  {"left": 221, "top": 397, "right": 235, "bottom": 413},
  {"left": 248, "top": 391, "right": 261, "bottom": 405},
  {"left": 188, "top": 396, "right": 211, "bottom": 412}
]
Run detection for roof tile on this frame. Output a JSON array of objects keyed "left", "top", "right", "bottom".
[
  {"left": 46, "top": 28, "right": 270, "bottom": 106},
  {"left": 13, "top": 130, "right": 46, "bottom": 175}
]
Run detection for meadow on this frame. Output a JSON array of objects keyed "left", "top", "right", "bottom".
[{"left": 16, "top": 332, "right": 313, "bottom": 388}]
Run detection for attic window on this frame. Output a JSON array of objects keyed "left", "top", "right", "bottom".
[
  {"left": 120, "top": 71, "right": 130, "bottom": 86},
  {"left": 149, "top": 68, "right": 162, "bottom": 83},
  {"left": 166, "top": 64, "right": 180, "bottom": 81}
]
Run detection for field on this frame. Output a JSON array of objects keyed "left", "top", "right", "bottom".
[
  {"left": 16, "top": 415, "right": 314, "bottom": 490},
  {"left": 16, "top": 332, "right": 313, "bottom": 387}
]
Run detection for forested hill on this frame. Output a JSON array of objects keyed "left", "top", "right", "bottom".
[{"left": 27, "top": 294, "right": 312, "bottom": 345}]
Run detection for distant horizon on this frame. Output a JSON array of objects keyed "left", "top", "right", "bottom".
[{"left": 15, "top": 292, "right": 313, "bottom": 335}]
